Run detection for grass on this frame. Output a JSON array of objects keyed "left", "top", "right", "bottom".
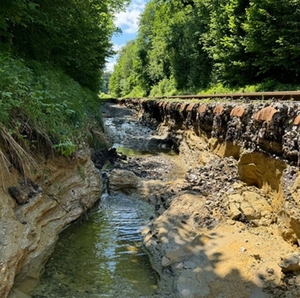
[
  {"left": 107, "top": 78, "right": 300, "bottom": 99},
  {"left": 0, "top": 51, "right": 106, "bottom": 174}
]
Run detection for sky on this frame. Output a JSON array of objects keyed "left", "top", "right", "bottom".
[{"left": 105, "top": 0, "right": 148, "bottom": 72}]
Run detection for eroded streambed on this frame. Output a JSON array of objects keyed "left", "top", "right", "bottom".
[
  {"left": 30, "top": 102, "right": 177, "bottom": 297},
  {"left": 31, "top": 195, "right": 157, "bottom": 298},
  {"left": 29, "top": 100, "right": 300, "bottom": 298}
]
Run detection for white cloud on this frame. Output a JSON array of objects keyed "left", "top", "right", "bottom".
[
  {"left": 114, "top": 0, "right": 146, "bottom": 34},
  {"left": 105, "top": 44, "right": 125, "bottom": 71},
  {"left": 113, "top": 43, "right": 125, "bottom": 53},
  {"left": 105, "top": 59, "right": 116, "bottom": 72}
]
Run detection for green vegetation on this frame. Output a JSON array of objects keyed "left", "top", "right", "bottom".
[
  {"left": 0, "top": 53, "right": 102, "bottom": 166},
  {"left": 0, "top": 0, "right": 128, "bottom": 167},
  {"left": 109, "top": 0, "right": 300, "bottom": 97},
  {"left": 1, "top": 0, "right": 128, "bottom": 91}
]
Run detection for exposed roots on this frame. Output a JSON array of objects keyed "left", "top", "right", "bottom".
[{"left": 0, "top": 124, "right": 37, "bottom": 176}]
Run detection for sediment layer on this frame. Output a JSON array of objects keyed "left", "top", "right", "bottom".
[
  {"left": 118, "top": 98, "right": 300, "bottom": 297},
  {"left": 0, "top": 150, "right": 101, "bottom": 298}
]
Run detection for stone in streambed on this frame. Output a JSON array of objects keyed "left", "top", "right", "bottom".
[{"left": 108, "top": 169, "right": 139, "bottom": 194}]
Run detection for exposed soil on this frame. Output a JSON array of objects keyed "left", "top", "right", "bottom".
[{"left": 99, "top": 102, "right": 300, "bottom": 298}]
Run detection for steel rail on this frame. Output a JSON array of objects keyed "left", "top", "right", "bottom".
[{"left": 150, "top": 91, "right": 300, "bottom": 101}]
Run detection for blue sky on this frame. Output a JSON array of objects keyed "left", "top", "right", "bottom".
[{"left": 105, "top": 0, "right": 148, "bottom": 71}]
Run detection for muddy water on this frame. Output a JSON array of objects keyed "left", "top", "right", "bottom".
[{"left": 31, "top": 195, "right": 158, "bottom": 298}]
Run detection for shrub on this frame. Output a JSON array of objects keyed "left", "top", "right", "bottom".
[{"left": 0, "top": 51, "right": 103, "bottom": 164}]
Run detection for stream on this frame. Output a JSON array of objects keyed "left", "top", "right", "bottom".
[
  {"left": 30, "top": 102, "right": 167, "bottom": 298},
  {"left": 31, "top": 195, "right": 158, "bottom": 298}
]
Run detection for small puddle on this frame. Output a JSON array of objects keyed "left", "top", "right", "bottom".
[{"left": 31, "top": 195, "right": 158, "bottom": 298}]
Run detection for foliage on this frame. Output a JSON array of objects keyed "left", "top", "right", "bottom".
[
  {"left": 201, "top": 0, "right": 255, "bottom": 86},
  {"left": 110, "top": 0, "right": 300, "bottom": 97},
  {"left": 202, "top": 81, "right": 300, "bottom": 95},
  {"left": 109, "top": 41, "right": 142, "bottom": 97},
  {"left": 101, "top": 71, "right": 113, "bottom": 94},
  {"left": 167, "top": 1, "right": 211, "bottom": 90},
  {"left": 0, "top": 0, "right": 130, "bottom": 168},
  {"left": 52, "top": 137, "right": 77, "bottom": 156},
  {"left": 109, "top": 0, "right": 212, "bottom": 96},
  {"left": 0, "top": 52, "right": 103, "bottom": 158},
  {"left": 0, "top": 0, "right": 129, "bottom": 91},
  {"left": 99, "top": 92, "right": 114, "bottom": 99},
  {"left": 149, "top": 77, "right": 177, "bottom": 97},
  {"left": 243, "top": 0, "right": 300, "bottom": 83}
]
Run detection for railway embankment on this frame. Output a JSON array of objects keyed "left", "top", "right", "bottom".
[
  {"left": 116, "top": 97, "right": 300, "bottom": 297},
  {"left": 123, "top": 98, "right": 300, "bottom": 165}
]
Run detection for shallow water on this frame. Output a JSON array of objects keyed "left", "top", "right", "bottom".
[
  {"left": 30, "top": 103, "right": 169, "bottom": 297},
  {"left": 31, "top": 195, "right": 158, "bottom": 298}
]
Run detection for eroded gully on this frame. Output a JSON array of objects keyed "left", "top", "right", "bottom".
[{"left": 30, "top": 102, "right": 183, "bottom": 298}]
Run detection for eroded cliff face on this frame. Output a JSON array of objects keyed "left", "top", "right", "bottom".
[
  {"left": 123, "top": 99, "right": 298, "bottom": 161},
  {"left": 127, "top": 98, "right": 300, "bottom": 245},
  {"left": 0, "top": 150, "right": 102, "bottom": 298}
]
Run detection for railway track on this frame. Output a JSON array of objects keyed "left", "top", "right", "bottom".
[{"left": 155, "top": 91, "right": 300, "bottom": 101}]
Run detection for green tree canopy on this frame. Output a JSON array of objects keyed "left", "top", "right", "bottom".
[
  {"left": 110, "top": 0, "right": 300, "bottom": 96},
  {"left": 0, "top": 0, "right": 129, "bottom": 91},
  {"left": 109, "top": 41, "right": 145, "bottom": 97},
  {"left": 243, "top": 0, "right": 300, "bottom": 83}
]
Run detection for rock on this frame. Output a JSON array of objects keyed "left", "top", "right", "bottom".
[
  {"left": 240, "top": 247, "right": 247, "bottom": 253},
  {"left": 213, "top": 104, "right": 224, "bottom": 115},
  {"left": 104, "top": 100, "right": 300, "bottom": 298},
  {"left": 230, "top": 105, "right": 245, "bottom": 118},
  {"left": 7, "top": 288, "right": 31, "bottom": 298},
  {"left": 254, "top": 106, "right": 278, "bottom": 122},
  {"left": 279, "top": 253, "right": 300, "bottom": 273},
  {"left": 293, "top": 115, "right": 300, "bottom": 125},
  {"left": 108, "top": 169, "right": 139, "bottom": 194},
  {"left": 1, "top": 153, "right": 101, "bottom": 298},
  {"left": 177, "top": 270, "right": 211, "bottom": 297},
  {"left": 238, "top": 152, "right": 286, "bottom": 196},
  {"left": 8, "top": 187, "right": 28, "bottom": 205},
  {"left": 295, "top": 274, "right": 300, "bottom": 287},
  {"left": 92, "top": 148, "right": 124, "bottom": 169},
  {"left": 197, "top": 104, "right": 207, "bottom": 114},
  {"left": 229, "top": 202, "right": 242, "bottom": 219}
]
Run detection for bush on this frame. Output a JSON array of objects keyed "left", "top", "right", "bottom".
[
  {"left": 126, "top": 86, "right": 147, "bottom": 98},
  {"left": 150, "top": 77, "right": 177, "bottom": 97},
  {"left": 0, "top": 52, "right": 103, "bottom": 159}
]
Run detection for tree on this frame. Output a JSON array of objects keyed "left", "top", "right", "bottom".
[
  {"left": 101, "top": 71, "right": 112, "bottom": 94},
  {"left": 166, "top": 1, "right": 211, "bottom": 90},
  {"left": 110, "top": 0, "right": 300, "bottom": 96},
  {"left": 0, "top": 0, "right": 129, "bottom": 91},
  {"left": 121, "top": 0, "right": 212, "bottom": 95},
  {"left": 243, "top": 0, "right": 300, "bottom": 84},
  {"left": 109, "top": 41, "right": 140, "bottom": 97},
  {"left": 136, "top": 0, "right": 163, "bottom": 93},
  {"left": 201, "top": 0, "right": 256, "bottom": 86}
]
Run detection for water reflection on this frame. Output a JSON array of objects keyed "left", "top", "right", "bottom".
[{"left": 31, "top": 195, "right": 158, "bottom": 298}]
